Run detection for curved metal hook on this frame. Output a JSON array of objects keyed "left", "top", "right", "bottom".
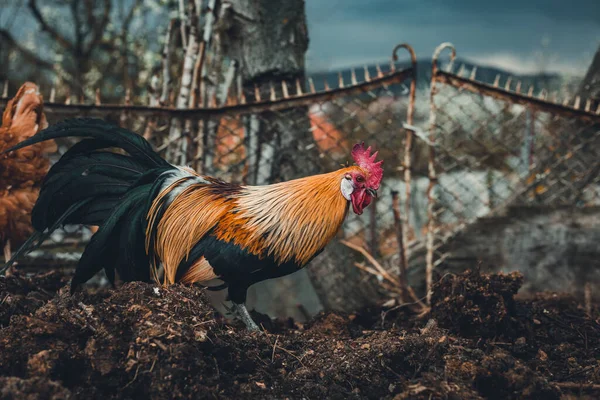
[
  {"left": 392, "top": 43, "right": 417, "bottom": 68},
  {"left": 431, "top": 42, "right": 456, "bottom": 74},
  {"left": 392, "top": 43, "right": 417, "bottom": 124}
]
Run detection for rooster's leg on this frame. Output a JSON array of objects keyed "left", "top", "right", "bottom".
[{"left": 232, "top": 302, "right": 260, "bottom": 332}]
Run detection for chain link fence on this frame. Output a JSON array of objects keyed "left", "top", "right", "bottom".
[{"left": 419, "top": 44, "right": 600, "bottom": 297}]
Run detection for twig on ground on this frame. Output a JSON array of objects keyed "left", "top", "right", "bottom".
[
  {"left": 412, "top": 335, "right": 446, "bottom": 378},
  {"left": 343, "top": 239, "right": 427, "bottom": 312},
  {"left": 123, "top": 364, "right": 141, "bottom": 389},
  {"left": 561, "top": 365, "right": 596, "bottom": 381},
  {"left": 341, "top": 240, "right": 400, "bottom": 286},
  {"left": 275, "top": 345, "right": 306, "bottom": 368},
  {"left": 556, "top": 382, "right": 600, "bottom": 391},
  {"left": 271, "top": 335, "right": 279, "bottom": 362},
  {"left": 584, "top": 283, "right": 592, "bottom": 317}
]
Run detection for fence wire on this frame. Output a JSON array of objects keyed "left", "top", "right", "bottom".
[{"left": 423, "top": 44, "right": 600, "bottom": 282}]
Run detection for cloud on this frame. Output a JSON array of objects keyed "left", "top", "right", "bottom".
[
  {"left": 465, "top": 53, "right": 588, "bottom": 75},
  {"left": 305, "top": 0, "right": 600, "bottom": 74},
  {"left": 308, "top": 0, "right": 600, "bottom": 26}
]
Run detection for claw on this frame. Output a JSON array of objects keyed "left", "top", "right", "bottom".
[{"left": 232, "top": 303, "right": 261, "bottom": 332}]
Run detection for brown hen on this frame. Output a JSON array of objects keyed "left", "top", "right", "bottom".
[{"left": 0, "top": 82, "right": 56, "bottom": 270}]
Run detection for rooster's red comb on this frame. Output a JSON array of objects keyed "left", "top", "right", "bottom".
[{"left": 351, "top": 142, "right": 383, "bottom": 189}]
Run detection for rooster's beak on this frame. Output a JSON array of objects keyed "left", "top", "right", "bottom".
[{"left": 366, "top": 188, "right": 377, "bottom": 198}]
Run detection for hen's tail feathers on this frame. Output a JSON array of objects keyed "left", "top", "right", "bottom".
[{"left": 0, "top": 118, "right": 176, "bottom": 288}]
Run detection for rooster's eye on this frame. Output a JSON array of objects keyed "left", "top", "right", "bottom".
[{"left": 356, "top": 176, "right": 364, "bottom": 183}]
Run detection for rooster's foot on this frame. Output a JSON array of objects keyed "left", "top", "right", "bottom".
[{"left": 231, "top": 302, "right": 261, "bottom": 332}]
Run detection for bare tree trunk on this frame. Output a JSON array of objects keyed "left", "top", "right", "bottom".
[
  {"left": 168, "top": 4, "right": 200, "bottom": 165},
  {"left": 160, "top": 19, "right": 176, "bottom": 106},
  {"left": 210, "top": 0, "right": 317, "bottom": 180}
]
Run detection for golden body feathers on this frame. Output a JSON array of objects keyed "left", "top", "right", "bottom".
[{"left": 147, "top": 166, "right": 365, "bottom": 286}]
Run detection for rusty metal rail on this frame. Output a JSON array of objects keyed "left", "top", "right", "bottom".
[
  {"left": 430, "top": 44, "right": 600, "bottom": 123},
  {"left": 0, "top": 67, "right": 414, "bottom": 119},
  {"left": 436, "top": 72, "right": 600, "bottom": 122}
]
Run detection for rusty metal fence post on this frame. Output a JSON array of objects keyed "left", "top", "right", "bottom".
[
  {"left": 392, "top": 43, "right": 417, "bottom": 296},
  {"left": 426, "top": 43, "right": 456, "bottom": 304}
]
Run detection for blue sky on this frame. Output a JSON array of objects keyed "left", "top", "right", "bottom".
[
  {"left": 305, "top": 0, "right": 600, "bottom": 75},
  {"left": 1, "top": 0, "right": 598, "bottom": 77}
]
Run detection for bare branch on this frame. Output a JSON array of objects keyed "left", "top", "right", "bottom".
[
  {"left": 217, "top": 60, "right": 238, "bottom": 106},
  {"left": 118, "top": 0, "right": 143, "bottom": 91},
  {"left": 392, "top": 191, "right": 410, "bottom": 302},
  {"left": 176, "top": 0, "right": 199, "bottom": 109},
  {"left": 83, "top": 0, "right": 95, "bottom": 33},
  {"left": 122, "top": 0, "right": 143, "bottom": 31},
  {"left": 340, "top": 239, "right": 401, "bottom": 287},
  {"left": 70, "top": 0, "right": 84, "bottom": 54},
  {"left": 28, "top": 0, "right": 73, "bottom": 51},
  {"left": 178, "top": 0, "right": 188, "bottom": 49},
  {"left": 160, "top": 19, "right": 176, "bottom": 106},
  {"left": 0, "top": 29, "right": 55, "bottom": 71},
  {"left": 198, "top": 0, "right": 218, "bottom": 106},
  {"left": 556, "top": 382, "right": 600, "bottom": 391},
  {"left": 84, "top": 0, "right": 111, "bottom": 58},
  {"left": 170, "top": 0, "right": 201, "bottom": 164}
]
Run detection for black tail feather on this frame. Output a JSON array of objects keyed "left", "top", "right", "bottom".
[
  {"left": 1, "top": 198, "right": 95, "bottom": 274},
  {"left": 1, "top": 118, "right": 177, "bottom": 288},
  {"left": 71, "top": 186, "right": 151, "bottom": 292},
  {"left": 32, "top": 153, "right": 143, "bottom": 231}
]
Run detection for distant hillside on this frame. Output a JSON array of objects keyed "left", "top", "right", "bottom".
[{"left": 308, "top": 59, "right": 582, "bottom": 95}]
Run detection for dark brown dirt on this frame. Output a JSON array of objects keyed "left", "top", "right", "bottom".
[
  {"left": 430, "top": 270, "right": 525, "bottom": 339},
  {"left": 0, "top": 268, "right": 598, "bottom": 399}
]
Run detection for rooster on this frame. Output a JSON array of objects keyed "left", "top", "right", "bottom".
[
  {"left": 0, "top": 82, "right": 56, "bottom": 271},
  {"left": 2, "top": 118, "right": 382, "bottom": 330}
]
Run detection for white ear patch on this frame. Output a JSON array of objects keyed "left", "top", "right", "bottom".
[{"left": 341, "top": 179, "right": 354, "bottom": 200}]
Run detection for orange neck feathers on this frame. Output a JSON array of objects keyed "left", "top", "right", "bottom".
[{"left": 215, "top": 167, "right": 360, "bottom": 265}]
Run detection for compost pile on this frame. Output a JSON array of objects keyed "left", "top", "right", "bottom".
[{"left": 1, "top": 268, "right": 599, "bottom": 400}]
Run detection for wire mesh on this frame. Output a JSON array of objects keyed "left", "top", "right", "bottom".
[{"left": 424, "top": 67, "right": 600, "bottom": 271}]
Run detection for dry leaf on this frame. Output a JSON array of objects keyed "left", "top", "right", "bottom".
[
  {"left": 194, "top": 330, "right": 207, "bottom": 342},
  {"left": 537, "top": 349, "right": 548, "bottom": 361}
]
